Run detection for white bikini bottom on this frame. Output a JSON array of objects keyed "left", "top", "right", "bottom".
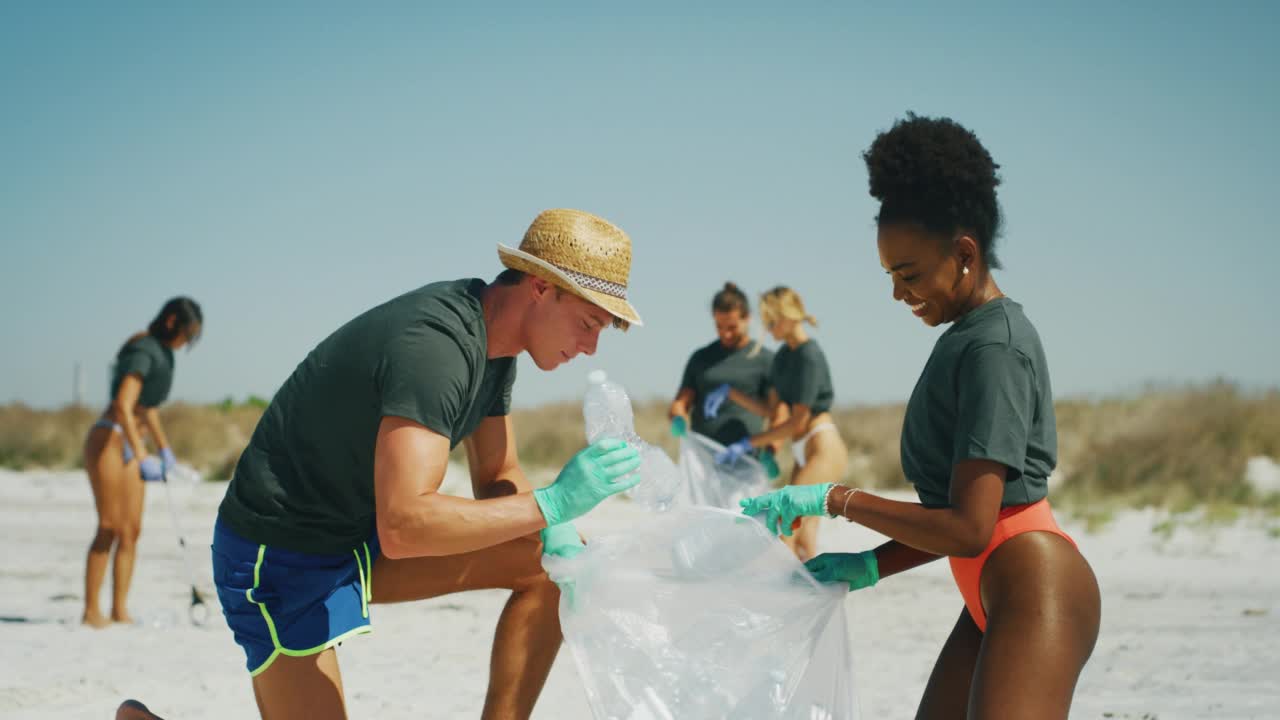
[{"left": 792, "top": 422, "right": 838, "bottom": 468}]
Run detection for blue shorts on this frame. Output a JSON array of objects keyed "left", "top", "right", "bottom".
[{"left": 211, "top": 520, "right": 379, "bottom": 676}]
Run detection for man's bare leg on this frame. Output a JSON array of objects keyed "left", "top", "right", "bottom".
[
  {"left": 372, "top": 533, "right": 561, "bottom": 720},
  {"left": 116, "top": 699, "right": 165, "bottom": 720},
  {"left": 251, "top": 648, "right": 348, "bottom": 720},
  {"left": 483, "top": 575, "right": 562, "bottom": 718}
]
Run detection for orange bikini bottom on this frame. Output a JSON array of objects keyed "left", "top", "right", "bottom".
[{"left": 948, "top": 499, "right": 1075, "bottom": 632}]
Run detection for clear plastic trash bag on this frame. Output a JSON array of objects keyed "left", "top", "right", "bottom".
[
  {"left": 679, "top": 432, "right": 772, "bottom": 512},
  {"left": 166, "top": 463, "right": 203, "bottom": 484},
  {"left": 543, "top": 506, "right": 857, "bottom": 719}
]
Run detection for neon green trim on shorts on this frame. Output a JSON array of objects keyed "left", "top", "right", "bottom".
[
  {"left": 363, "top": 541, "right": 374, "bottom": 601},
  {"left": 245, "top": 542, "right": 374, "bottom": 677},
  {"left": 248, "top": 626, "right": 374, "bottom": 677},
  {"left": 352, "top": 548, "right": 368, "bottom": 619}
]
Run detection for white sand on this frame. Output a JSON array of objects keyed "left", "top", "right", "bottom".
[{"left": 1, "top": 466, "right": 1277, "bottom": 719}]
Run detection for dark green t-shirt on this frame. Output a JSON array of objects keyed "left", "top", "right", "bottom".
[
  {"left": 771, "top": 339, "right": 835, "bottom": 416},
  {"left": 110, "top": 335, "right": 175, "bottom": 408},
  {"left": 900, "top": 298, "right": 1057, "bottom": 508},
  {"left": 218, "top": 279, "right": 517, "bottom": 554},
  {"left": 680, "top": 339, "right": 775, "bottom": 446}
]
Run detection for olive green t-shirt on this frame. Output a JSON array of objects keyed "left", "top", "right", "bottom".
[
  {"left": 771, "top": 339, "right": 835, "bottom": 416},
  {"left": 110, "top": 335, "right": 175, "bottom": 408},
  {"left": 900, "top": 298, "right": 1057, "bottom": 508},
  {"left": 680, "top": 339, "right": 775, "bottom": 446},
  {"left": 218, "top": 279, "right": 517, "bottom": 554}
]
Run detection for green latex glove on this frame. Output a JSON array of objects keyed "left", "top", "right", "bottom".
[
  {"left": 533, "top": 438, "right": 642, "bottom": 527},
  {"left": 758, "top": 448, "right": 781, "bottom": 479},
  {"left": 670, "top": 416, "right": 688, "bottom": 438},
  {"left": 540, "top": 522, "right": 585, "bottom": 559},
  {"left": 541, "top": 522, "right": 586, "bottom": 611},
  {"left": 739, "top": 482, "right": 833, "bottom": 537},
  {"left": 805, "top": 551, "right": 880, "bottom": 591}
]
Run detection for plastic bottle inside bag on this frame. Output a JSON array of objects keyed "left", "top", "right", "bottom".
[{"left": 583, "top": 370, "right": 680, "bottom": 512}]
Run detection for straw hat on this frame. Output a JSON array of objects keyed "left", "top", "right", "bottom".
[{"left": 497, "top": 209, "right": 643, "bottom": 327}]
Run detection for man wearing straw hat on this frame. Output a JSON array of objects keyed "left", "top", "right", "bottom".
[{"left": 209, "top": 208, "right": 644, "bottom": 719}]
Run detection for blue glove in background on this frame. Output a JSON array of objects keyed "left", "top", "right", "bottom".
[
  {"left": 702, "top": 384, "right": 731, "bottom": 419},
  {"left": 714, "top": 437, "right": 753, "bottom": 466},
  {"left": 139, "top": 455, "right": 164, "bottom": 482},
  {"left": 670, "top": 416, "right": 687, "bottom": 438},
  {"left": 533, "top": 438, "right": 642, "bottom": 527},
  {"left": 160, "top": 447, "right": 178, "bottom": 472},
  {"left": 805, "top": 551, "right": 880, "bottom": 591},
  {"left": 739, "top": 483, "right": 833, "bottom": 536},
  {"left": 122, "top": 440, "right": 135, "bottom": 464}
]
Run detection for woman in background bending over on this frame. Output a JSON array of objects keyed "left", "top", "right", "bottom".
[{"left": 82, "top": 297, "right": 202, "bottom": 627}]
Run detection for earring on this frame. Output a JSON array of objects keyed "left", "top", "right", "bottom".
[{"left": 962, "top": 266, "right": 969, "bottom": 276}]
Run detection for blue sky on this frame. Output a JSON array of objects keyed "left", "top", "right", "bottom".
[{"left": 3, "top": 2, "right": 1277, "bottom": 410}]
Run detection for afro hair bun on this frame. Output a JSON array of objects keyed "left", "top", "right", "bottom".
[{"left": 864, "top": 113, "right": 1005, "bottom": 268}]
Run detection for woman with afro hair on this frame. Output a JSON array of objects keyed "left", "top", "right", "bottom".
[{"left": 741, "top": 114, "right": 1100, "bottom": 718}]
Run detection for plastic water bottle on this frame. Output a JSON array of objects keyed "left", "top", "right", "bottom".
[
  {"left": 583, "top": 370, "right": 637, "bottom": 445},
  {"left": 583, "top": 370, "right": 681, "bottom": 512}
]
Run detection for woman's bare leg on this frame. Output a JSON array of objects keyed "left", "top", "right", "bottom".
[
  {"left": 110, "top": 459, "right": 146, "bottom": 623},
  {"left": 915, "top": 608, "right": 983, "bottom": 720},
  {"left": 83, "top": 427, "right": 123, "bottom": 629},
  {"left": 783, "top": 428, "right": 847, "bottom": 561},
  {"left": 252, "top": 649, "right": 348, "bottom": 720},
  {"left": 967, "top": 532, "right": 1102, "bottom": 719}
]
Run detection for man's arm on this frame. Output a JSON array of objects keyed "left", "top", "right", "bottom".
[
  {"left": 464, "top": 415, "right": 532, "bottom": 500},
  {"left": 724, "top": 387, "right": 772, "bottom": 418},
  {"left": 671, "top": 354, "right": 699, "bottom": 421},
  {"left": 764, "top": 389, "right": 789, "bottom": 454},
  {"left": 668, "top": 387, "right": 695, "bottom": 422},
  {"left": 748, "top": 402, "right": 812, "bottom": 448},
  {"left": 468, "top": 415, "right": 593, "bottom": 557},
  {"left": 374, "top": 415, "right": 546, "bottom": 559}
]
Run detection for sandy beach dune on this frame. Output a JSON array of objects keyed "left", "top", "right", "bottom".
[{"left": 1, "top": 466, "right": 1277, "bottom": 719}]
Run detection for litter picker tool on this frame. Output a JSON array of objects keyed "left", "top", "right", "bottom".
[{"left": 161, "top": 469, "right": 209, "bottom": 625}]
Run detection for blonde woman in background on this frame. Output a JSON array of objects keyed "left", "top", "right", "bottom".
[{"left": 705, "top": 286, "right": 847, "bottom": 560}]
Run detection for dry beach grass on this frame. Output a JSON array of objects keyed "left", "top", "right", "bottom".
[{"left": 3, "top": 383, "right": 1277, "bottom": 520}]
